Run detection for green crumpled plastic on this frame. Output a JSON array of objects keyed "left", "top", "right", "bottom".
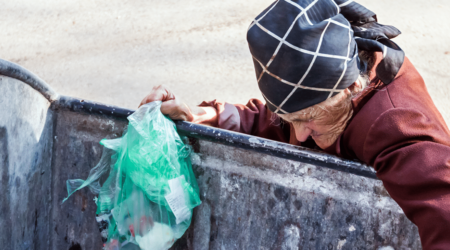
[{"left": 63, "top": 101, "right": 201, "bottom": 250}]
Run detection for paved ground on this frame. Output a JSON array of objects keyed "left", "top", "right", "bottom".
[{"left": 1, "top": 0, "right": 450, "bottom": 123}]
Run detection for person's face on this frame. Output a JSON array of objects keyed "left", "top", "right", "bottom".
[{"left": 278, "top": 88, "right": 353, "bottom": 149}]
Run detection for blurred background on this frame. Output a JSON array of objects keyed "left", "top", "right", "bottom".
[{"left": 1, "top": 0, "right": 449, "bottom": 123}]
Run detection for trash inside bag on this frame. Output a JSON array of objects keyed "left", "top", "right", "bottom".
[{"left": 63, "top": 101, "right": 201, "bottom": 250}]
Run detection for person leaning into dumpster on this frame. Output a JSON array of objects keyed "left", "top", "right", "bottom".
[{"left": 139, "top": 1, "right": 450, "bottom": 249}]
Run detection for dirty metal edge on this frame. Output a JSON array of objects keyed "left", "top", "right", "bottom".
[{"left": 0, "top": 58, "right": 59, "bottom": 102}]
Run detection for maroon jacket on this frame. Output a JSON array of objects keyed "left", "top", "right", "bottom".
[{"left": 201, "top": 53, "right": 450, "bottom": 249}]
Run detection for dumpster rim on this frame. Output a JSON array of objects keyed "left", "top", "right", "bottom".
[
  {"left": 0, "top": 58, "right": 59, "bottom": 102},
  {"left": 53, "top": 95, "right": 377, "bottom": 179}
]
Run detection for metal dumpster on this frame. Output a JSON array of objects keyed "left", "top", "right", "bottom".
[{"left": 0, "top": 58, "right": 421, "bottom": 250}]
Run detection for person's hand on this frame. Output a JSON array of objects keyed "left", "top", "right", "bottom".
[
  {"left": 139, "top": 85, "right": 193, "bottom": 121},
  {"left": 139, "top": 85, "right": 219, "bottom": 126}
]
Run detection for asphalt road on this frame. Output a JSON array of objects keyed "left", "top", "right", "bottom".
[{"left": 1, "top": 0, "right": 449, "bottom": 123}]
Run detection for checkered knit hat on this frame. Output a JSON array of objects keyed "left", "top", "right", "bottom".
[{"left": 248, "top": 0, "right": 404, "bottom": 114}]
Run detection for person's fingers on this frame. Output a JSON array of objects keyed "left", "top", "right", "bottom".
[
  {"left": 139, "top": 86, "right": 165, "bottom": 107},
  {"left": 139, "top": 85, "right": 175, "bottom": 107},
  {"left": 138, "top": 85, "right": 190, "bottom": 120},
  {"left": 160, "top": 100, "right": 190, "bottom": 121}
]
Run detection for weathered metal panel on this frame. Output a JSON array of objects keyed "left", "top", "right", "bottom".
[
  {"left": 48, "top": 111, "right": 421, "bottom": 249},
  {"left": 177, "top": 141, "right": 421, "bottom": 250},
  {"left": 50, "top": 110, "right": 128, "bottom": 250},
  {"left": 0, "top": 76, "right": 54, "bottom": 250}
]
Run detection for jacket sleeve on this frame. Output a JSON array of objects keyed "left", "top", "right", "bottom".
[
  {"left": 364, "top": 108, "right": 450, "bottom": 250},
  {"left": 199, "top": 99, "right": 293, "bottom": 143}
]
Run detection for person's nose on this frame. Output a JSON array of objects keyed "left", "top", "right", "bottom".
[{"left": 294, "top": 123, "right": 313, "bottom": 142}]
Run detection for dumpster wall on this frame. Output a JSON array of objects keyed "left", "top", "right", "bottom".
[
  {"left": 179, "top": 141, "right": 421, "bottom": 249},
  {"left": 50, "top": 109, "right": 128, "bottom": 250},
  {"left": 49, "top": 107, "right": 421, "bottom": 249},
  {"left": 0, "top": 76, "right": 54, "bottom": 249}
]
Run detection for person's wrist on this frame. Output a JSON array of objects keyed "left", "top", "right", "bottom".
[
  {"left": 186, "top": 109, "right": 195, "bottom": 122},
  {"left": 180, "top": 103, "right": 194, "bottom": 122},
  {"left": 189, "top": 106, "right": 218, "bottom": 126}
]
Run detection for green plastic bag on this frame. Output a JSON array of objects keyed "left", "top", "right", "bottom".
[{"left": 64, "top": 101, "right": 201, "bottom": 250}]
